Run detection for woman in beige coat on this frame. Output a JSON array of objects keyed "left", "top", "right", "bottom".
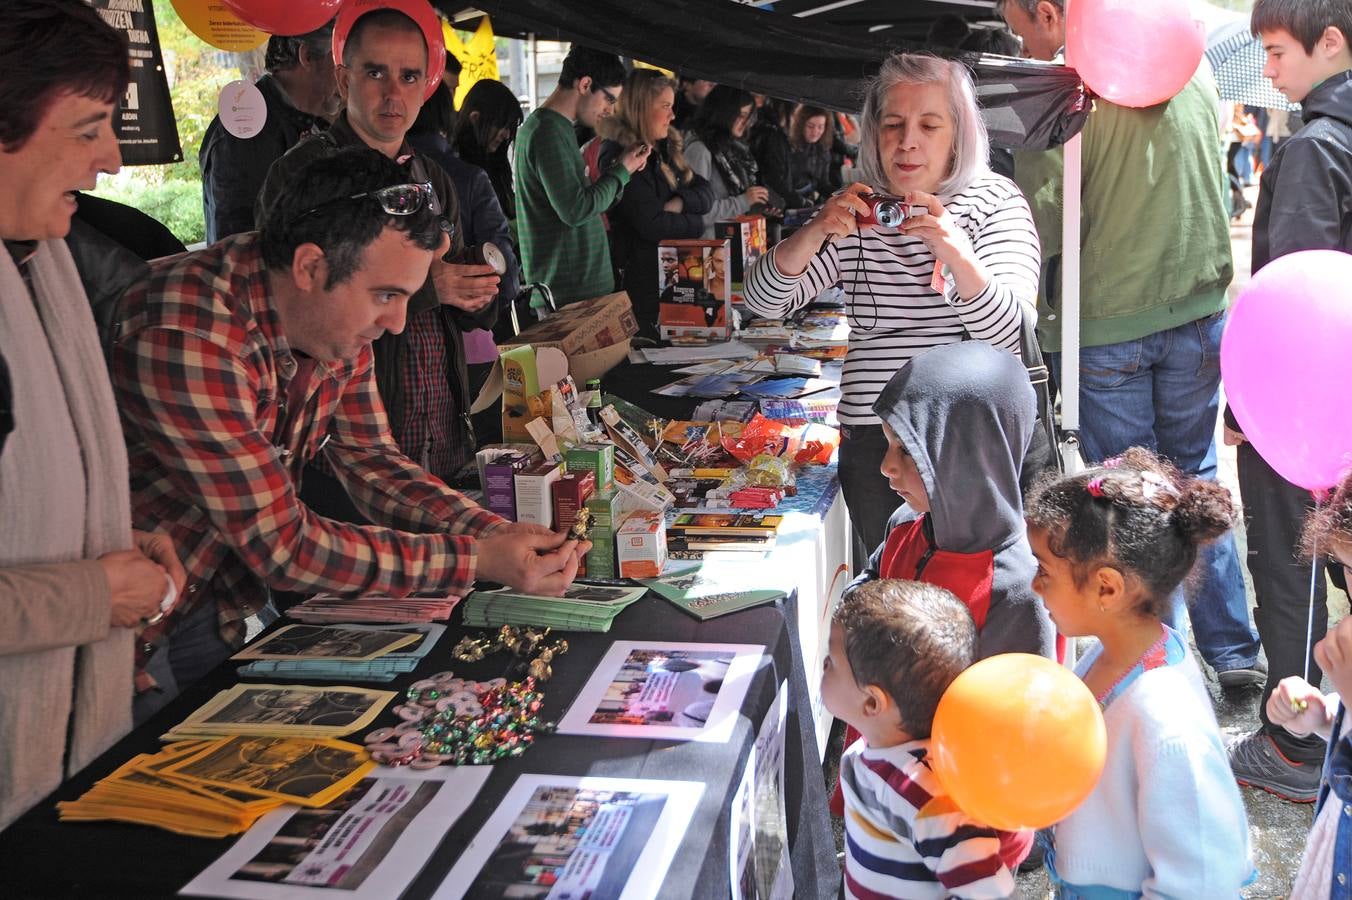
[{"left": 0, "top": 0, "right": 185, "bottom": 831}]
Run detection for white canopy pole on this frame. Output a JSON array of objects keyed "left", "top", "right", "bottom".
[
  {"left": 527, "top": 32, "right": 539, "bottom": 108},
  {"left": 1059, "top": 0, "right": 1084, "bottom": 476},
  {"left": 1060, "top": 130, "right": 1083, "bottom": 475}
]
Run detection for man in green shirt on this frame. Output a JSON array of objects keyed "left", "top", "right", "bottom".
[
  {"left": 1001, "top": 0, "right": 1264, "bottom": 689},
  {"left": 514, "top": 46, "right": 649, "bottom": 304}
]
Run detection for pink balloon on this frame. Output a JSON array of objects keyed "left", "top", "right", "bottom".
[
  {"left": 1067, "top": 0, "right": 1204, "bottom": 107},
  {"left": 222, "top": 0, "right": 342, "bottom": 36},
  {"left": 1220, "top": 250, "right": 1352, "bottom": 491}
]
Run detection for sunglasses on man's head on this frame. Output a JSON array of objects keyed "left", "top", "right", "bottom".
[{"left": 291, "top": 182, "right": 440, "bottom": 225}]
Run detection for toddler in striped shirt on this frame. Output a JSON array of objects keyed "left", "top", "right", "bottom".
[{"left": 823, "top": 579, "right": 1022, "bottom": 899}]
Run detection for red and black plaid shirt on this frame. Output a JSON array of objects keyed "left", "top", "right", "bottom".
[
  {"left": 395, "top": 308, "right": 460, "bottom": 481},
  {"left": 112, "top": 234, "right": 505, "bottom": 687}
]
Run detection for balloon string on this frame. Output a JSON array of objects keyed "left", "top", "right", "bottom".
[
  {"left": 1303, "top": 491, "right": 1323, "bottom": 683},
  {"left": 1304, "top": 543, "right": 1317, "bottom": 682}
]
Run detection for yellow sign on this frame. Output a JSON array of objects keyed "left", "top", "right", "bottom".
[
  {"left": 169, "top": 0, "right": 267, "bottom": 52},
  {"left": 443, "top": 16, "right": 500, "bottom": 107},
  {"left": 633, "top": 61, "right": 675, "bottom": 78}
]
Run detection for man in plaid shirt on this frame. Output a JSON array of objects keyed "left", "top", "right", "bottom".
[{"left": 115, "top": 148, "right": 585, "bottom": 722}]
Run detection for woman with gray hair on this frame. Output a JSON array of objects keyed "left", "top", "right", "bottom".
[{"left": 744, "top": 52, "right": 1041, "bottom": 555}]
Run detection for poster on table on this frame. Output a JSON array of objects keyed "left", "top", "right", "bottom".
[
  {"left": 90, "top": 0, "right": 183, "bottom": 165},
  {"left": 181, "top": 766, "right": 491, "bottom": 899},
  {"left": 556, "top": 641, "right": 765, "bottom": 742},
  {"left": 434, "top": 775, "right": 703, "bottom": 900},
  {"left": 729, "top": 744, "right": 758, "bottom": 900},
  {"left": 752, "top": 680, "right": 793, "bottom": 899},
  {"left": 729, "top": 679, "right": 793, "bottom": 900}
]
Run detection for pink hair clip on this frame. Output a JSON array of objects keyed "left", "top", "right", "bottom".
[{"left": 1086, "top": 476, "right": 1107, "bottom": 498}]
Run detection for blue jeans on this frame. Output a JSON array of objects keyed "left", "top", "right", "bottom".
[
  {"left": 133, "top": 596, "right": 279, "bottom": 725},
  {"left": 1049, "top": 312, "right": 1260, "bottom": 673}
]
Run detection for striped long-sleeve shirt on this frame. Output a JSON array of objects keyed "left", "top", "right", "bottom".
[
  {"left": 839, "top": 737, "right": 1016, "bottom": 899},
  {"left": 744, "top": 173, "right": 1039, "bottom": 425}
]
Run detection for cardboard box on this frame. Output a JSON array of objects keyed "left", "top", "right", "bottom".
[
  {"left": 514, "top": 461, "right": 563, "bottom": 527},
  {"left": 475, "top": 443, "right": 540, "bottom": 492},
  {"left": 501, "top": 292, "right": 638, "bottom": 381},
  {"left": 616, "top": 510, "right": 668, "bottom": 579},
  {"left": 500, "top": 345, "right": 541, "bottom": 442},
  {"left": 483, "top": 451, "right": 533, "bottom": 520},
  {"left": 584, "top": 488, "right": 622, "bottom": 578},
  {"left": 658, "top": 238, "right": 732, "bottom": 341},
  {"left": 565, "top": 442, "right": 615, "bottom": 492},
  {"left": 552, "top": 470, "right": 597, "bottom": 536},
  {"left": 715, "top": 215, "right": 767, "bottom": 304}
]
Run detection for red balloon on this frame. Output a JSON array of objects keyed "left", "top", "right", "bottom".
[
  {"left": 221, "top": 0, "right": 343, "bottom": 37},
  {"left": 332, "top": 0, "right": 446, "bottom": 101}
]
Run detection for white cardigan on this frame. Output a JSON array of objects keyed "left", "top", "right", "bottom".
[{"left": 1049, "top": 639, "right": 1252, "bottom": 897}]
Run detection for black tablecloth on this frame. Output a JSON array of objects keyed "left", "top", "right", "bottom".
[
  {"left": 0, "top": 361, "right": 840, "bottom": 898},
  {"left": 0, "top": 592, "right": 837, "bottom": 899}
]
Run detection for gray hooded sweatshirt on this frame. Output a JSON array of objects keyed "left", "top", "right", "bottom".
[{"left": 853, "top": 341, "right": 1056, "bottom": 661}]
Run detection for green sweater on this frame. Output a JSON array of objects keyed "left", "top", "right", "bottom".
[
  {"left": 514, "top": 108, "right": 630, "bottom": 305},
  {"left": 1013, "top": 67, "right": 1233, "bottom": 350}
]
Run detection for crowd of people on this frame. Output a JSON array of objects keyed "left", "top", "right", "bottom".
[{"left": 1, "top": 0, "right": 1350, "bottom": 896}]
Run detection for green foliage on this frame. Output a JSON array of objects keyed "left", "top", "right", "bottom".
[{"left": 96, "top": 178, "right": 206, "bottom": 246}]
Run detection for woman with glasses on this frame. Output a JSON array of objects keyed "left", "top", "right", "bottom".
[
  {"left": 743, "top": 52, "right": 1041, "bottom": 558},
  {"left": 594, "top": 68, "right": 714, "bottom": 336},
  {"left": 685, "top": 86, "right": 771, "bottom": 238}
]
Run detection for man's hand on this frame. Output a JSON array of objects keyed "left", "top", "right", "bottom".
[
  {"left": 663, "top": 196, "right": 685, "bottom": 214},
  {"left": 475, "top": 530, "right": 584, "bottom": 596},
  {"left": 621, "top": 142, "right": 651, "bottom": 174},
  {"left": 431, "top": 258, "right": 499, "bottom": 313},
  {"left": 1223, "top": 426, "right": 1246, "bottom": 446},
  {"left": 99, "top": 548, "right": 170, "bottom": 629}
]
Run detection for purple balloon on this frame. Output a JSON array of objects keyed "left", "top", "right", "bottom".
[{"left": 1220, "top": 249, "right": 1352, "bottom": 490}]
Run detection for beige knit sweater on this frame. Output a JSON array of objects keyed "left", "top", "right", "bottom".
[{"left": 0, "top": 238, "right": 134, "bottom": 831}]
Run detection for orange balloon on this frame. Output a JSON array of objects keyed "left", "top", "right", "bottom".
[{"left": 929, "top": 653, "right": 1106, "bottom": 831}]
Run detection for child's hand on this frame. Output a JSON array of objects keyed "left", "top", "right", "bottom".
[
  {"left": 1314, "top": 615, "right": 1352, "bottom": 704},
  {"left": 1266, "top": 676, "right": 1333, "bottom": 739}
]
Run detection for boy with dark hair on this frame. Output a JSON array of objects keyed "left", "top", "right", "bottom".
[
  {"left": 1225, "top": 0, "right": 1352, "bottom": 803},
  {"left": 823, "top": 579, "right": 1018, "bottom": 898},
  {"left": 514, "top": 45, "right": 649, "bottom": 305}
]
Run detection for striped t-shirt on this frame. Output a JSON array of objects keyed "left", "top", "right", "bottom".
[
  {"left": 744, "top": 173, "right": 1040, "bottom": 425},
  {"left": 839, "top": 737, "right": 1016, "bottom": 899}
]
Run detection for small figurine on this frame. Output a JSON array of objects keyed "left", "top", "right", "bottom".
[{"left": 570, "top": 507, "right": 593, "bottom": 542}]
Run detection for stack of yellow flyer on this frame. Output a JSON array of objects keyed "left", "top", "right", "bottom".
[
  {"left": 58, "top": 736, "right": 374, "bottom": 837},
  {"left": 160, "top": 683, "right": 395, "bottom": 742}
]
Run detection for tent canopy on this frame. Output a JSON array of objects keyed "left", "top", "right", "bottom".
[{"left": 439, "top": 0, "right": 1088, "bottom": 150}]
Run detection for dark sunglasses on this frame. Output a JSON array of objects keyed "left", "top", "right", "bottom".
[{"left": 292, "top": 181, "right": 441, "bottom": 224}]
